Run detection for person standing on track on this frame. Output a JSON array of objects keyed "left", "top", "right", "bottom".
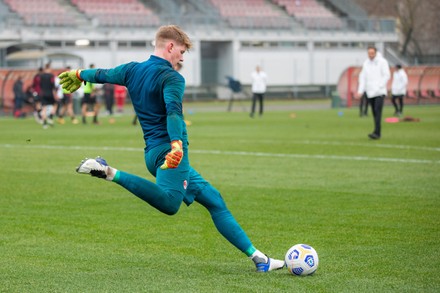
[
  {"left": 356, "top": 46, "right": 390, "bottom": 140},
  {"left": 250, "top": 65, "right": 267, "bottom": 118},
  {"left": 391, "top": 64, "right": 408, "bottom": 117}
]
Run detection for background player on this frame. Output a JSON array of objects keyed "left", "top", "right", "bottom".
[
  {"left": 40, "top": 63, "right": 57, "bottom": 129},
  {"left": 391, "top": 64, "right": 408, "bottom": 117},
  {"left": 81, "top": 63, "right": 100, "bottom": 124},
  {"left": 56, "top": 66, "right": 79, "bottom": 124}
]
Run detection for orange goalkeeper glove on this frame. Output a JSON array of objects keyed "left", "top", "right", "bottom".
[
  {"left": 58, "top": 69, "right": 84, "bottom": 93},
  {"left": 160, "top": 140, "right": 183, "bottom": 170}
]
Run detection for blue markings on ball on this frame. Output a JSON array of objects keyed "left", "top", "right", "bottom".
[
  {"left": 292, "top": 267, "right": 304, "bottom": 275},
  {"left": 301, "top": 244, "right": 311, "bottom": 249},
  {"left": 288, "top": 249, "right": 300, "bottom": 260},
  {"left": 304, "top": 255, "right": 315, "bottom": 267}
]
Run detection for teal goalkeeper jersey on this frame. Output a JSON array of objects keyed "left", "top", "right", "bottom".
[{"left": 80, "top": 55, "right": 187, "bottom": 151}]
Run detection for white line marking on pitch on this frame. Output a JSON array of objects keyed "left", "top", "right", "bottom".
[
  {"left": 0, "top": 144, "right": 438, "bottom": 164},
  {"left": 300, "top": 140, "right": 440, "bottom": 152},
  {"left": 252, "top": 140, "right": 440, "bottom": 152}
]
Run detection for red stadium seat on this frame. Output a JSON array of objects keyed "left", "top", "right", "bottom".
[
  {"left": 272, "top": 0, "right": 343, "bottom": 29},
  {"left": 419, "top": 67, "right": 440, "bottom": 101},
  {"left": 210, "top": 0, "right": 290, "bottom": 29},
  {"left": 70, "top": 0, "right": 159, "bottom": 27},
  {"left": 4, "top": 0, "right": 77, "bottom": 26}
]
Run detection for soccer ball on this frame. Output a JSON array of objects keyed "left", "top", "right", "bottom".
[{"left": 285, "top": 244, "right": 319, "bottom": 276}]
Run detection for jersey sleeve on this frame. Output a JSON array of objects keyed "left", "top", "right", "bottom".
[
  {"left": 163, "top": 73, "right": 185, "bottom": 142},
  {"left": 80, "top": 62, "right": 136, "bottom": 86}
]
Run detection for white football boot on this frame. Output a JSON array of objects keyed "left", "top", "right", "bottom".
[
  {"left": 76, "top": 157, "right": 108, "bottom": 179},
  {"left": 253, "top": 255, "right": 286, "bottom": 272}
]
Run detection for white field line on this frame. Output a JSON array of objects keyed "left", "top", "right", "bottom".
[
  {"left": 1, "top": 143, "right": 439, "bottom": 165},
  {"left": 194, "top": 150, "right": 439, "bottom": 164},
  {"left": 297, "top": 140, "right": 440, "bottom": 152},
  {"left": 247, "top": 139, "right": 440, "bottom": 152}
]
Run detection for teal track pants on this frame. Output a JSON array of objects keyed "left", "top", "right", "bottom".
[{"left": 113, "top": 143, "right": 253, "bottom": 253}]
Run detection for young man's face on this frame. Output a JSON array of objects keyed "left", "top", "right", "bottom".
[{"left": 169, "top": 42, "right": 187, "bottom": 69}]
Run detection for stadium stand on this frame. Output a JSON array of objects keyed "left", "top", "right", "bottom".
[
  {"left": 209, "top": 0, "right": 292, "bottom": 29},
  {"left": 3, "top": 0, "right": 77, "bottom": 26},
  {"left": 71, "top": 0, "right": 159, "bottom": 27},
  {"left": 2, "top": 0, "right": 160, "bottom": 28},
  {"left": 323, "top": 0, "right": 367, "bottom": 18},
  {"left": 337, "top": 66, "right": 440, "bottom": 107},
  {"left": 0, "top": 0, "right": 395, "bottom": 31},
  {"left": 0, "top": 0, "right": 18, "bottom": 24},
  {"left": 183, "top": 0, "right": 221, "bottom": 18},
  {"left": 146, "top": 0, "right": 223, "bottom": 29},
  {"left": 272, "top": 0, "right": 344, "bottom": 29}
]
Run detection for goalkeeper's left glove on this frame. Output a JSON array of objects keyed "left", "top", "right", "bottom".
[
  {"left": 58, "top": 69, "right": 84, "bottom": 93},
  {"left": 160, "top": 140, "right": 183, "bottom": 170}
]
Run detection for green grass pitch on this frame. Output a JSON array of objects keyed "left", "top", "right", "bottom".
[{"left": 1, "top": 100, "right": 439, "bottom": 292}]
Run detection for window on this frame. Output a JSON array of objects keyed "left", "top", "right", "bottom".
[
  {"left": 131, "top": 41, "right": 147, "bottom": 48},
  {"left": 45, "top": 41, "right": 62, "bottom": 48},
  {"left": 118, "top": 41, "right": 129, "bottom": 48},
  {"left": 97, "top": 41, "right": 109, "bottom": 48}
]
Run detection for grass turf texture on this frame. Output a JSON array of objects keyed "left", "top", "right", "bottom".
[{"left": 0, "top": 101, "right": 439, "bottom": 292}]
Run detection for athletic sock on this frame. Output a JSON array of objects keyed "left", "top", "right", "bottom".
[
  {"left": 245, "top": 245, "right": 256, "bottom": 257},
  {"left": 250, "top": 249, "right": 268, "bottom": 264},
  {"left": 106, "top": 166, "right": 117, "bottom": 181},
  {"left": 112, "top": 170, "right": 120, "bottom": 182}
]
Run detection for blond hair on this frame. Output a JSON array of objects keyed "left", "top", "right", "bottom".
[{"left": 155, "top": 25, "right": 192, "bottom": 50}]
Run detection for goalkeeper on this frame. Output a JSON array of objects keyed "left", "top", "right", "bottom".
[{"left": 59, "top": 25, "right": 284, "bottom": 272}]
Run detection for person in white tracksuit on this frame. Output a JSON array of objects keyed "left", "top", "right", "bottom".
[
  {"left": 356, "top": 46, "right": 391, "bottom": 139},
  {"left": 250, "top": 65, "right": 267, "bottom": 118},
  {"left": 391, "top": 64, "right": 408, "bottom": 116}
]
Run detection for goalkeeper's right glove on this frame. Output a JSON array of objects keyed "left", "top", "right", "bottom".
[
  {"left": 160, "top": 140, "right": 183, "bottom": 170},
  {"left": 58, "top": 69, "right": 84, "bottom": 93}
]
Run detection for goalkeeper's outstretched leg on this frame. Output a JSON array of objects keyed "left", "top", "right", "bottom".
[{"left": 190, "top": 173, "right": 285, "bottom": 272}]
